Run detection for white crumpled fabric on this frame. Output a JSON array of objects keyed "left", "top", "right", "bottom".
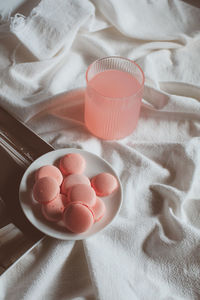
[{"left": 1, "top": 0, "right": 200, "bottom": 299}]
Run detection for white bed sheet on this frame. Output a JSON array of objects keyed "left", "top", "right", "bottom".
[{"left": 0, "top": 1, "right": 200, "bottom": 299}]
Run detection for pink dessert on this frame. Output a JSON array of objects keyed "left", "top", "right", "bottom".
[
  {"left": 61, "top": 174, "right": 90, "bottom": 195},
  {"left": 35, "top": 165, "right": 63, "bottom": 186},
  {"left": 41, "top": 194, "right": 67, "bottom": 222},
  {"left": 59, "top": 153, "right": 86, "bottom": 175},
  {"left": 91, "top": 197, "right": 106, "bottom": 222},
  {"left": 33, "top": 176, "right": 59, "bottom": 204},
  {"left": 68, "top": 184, "right": 96, "bottom": 207},
  {"left": 91, "top": 172, "right": 118, "bottom": 196},
  {"left": 63, "top": 203, "right": 94, "bottom": 233}
]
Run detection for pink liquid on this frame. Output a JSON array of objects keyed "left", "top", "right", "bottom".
[{"left": 85, "top": 69, "right": 143, "bottom": 140}]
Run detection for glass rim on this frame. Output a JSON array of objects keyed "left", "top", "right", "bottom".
[{"left": 86, "top": 56, "right": 145, "bottom": 99}]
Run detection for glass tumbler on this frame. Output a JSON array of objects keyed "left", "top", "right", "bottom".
[{"left": 84, "top": 56, "right": 144, "bottom": 140}]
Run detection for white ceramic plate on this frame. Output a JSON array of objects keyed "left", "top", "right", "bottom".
[{"left": 19, "top": 148, "right": 123, "bottom": 240}]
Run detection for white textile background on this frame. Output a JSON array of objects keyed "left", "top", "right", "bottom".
[{"left": 0, "top": 0, "right": 200, "bottom": 299}]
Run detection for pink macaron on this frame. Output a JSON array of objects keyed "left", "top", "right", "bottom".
[
  {"left": 41, "top": 194, "right": 67, "bottom": 222},
  {"left": 68, "top": 184, "right": 96, "bottom": 207},
  {"left": 91, "top": 197, "right": 106, "bottom": 222},
  {"left": 35, "top": 165, "right": 63, "bottom": 186},
  {"left": 61, "top": 174, "right": 90, "bottom": 195},
  {"left": 91, "top": 172, "right": 118, "bottom": 197},
  {"left": 59, "top": 153, "right": 86, "bottom": 175},
  {"left": 63, "top": 202, "right": 94, "bottom": 233},
  {"left": 33, "top": 176, "right": 59, "bottom": 204}
]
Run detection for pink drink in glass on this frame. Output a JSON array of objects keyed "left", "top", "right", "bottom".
[{"left": 84, "top": 57, "right": 144, "bottom": 140}]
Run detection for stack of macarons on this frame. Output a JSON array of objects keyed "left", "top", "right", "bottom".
[{"left": 32, "top": 152, "right": 118, "bottom": 234}]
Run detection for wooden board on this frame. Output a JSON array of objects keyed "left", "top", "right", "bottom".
[{"left": 0, "top": 107, "right": 53, "bottom": 275}]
